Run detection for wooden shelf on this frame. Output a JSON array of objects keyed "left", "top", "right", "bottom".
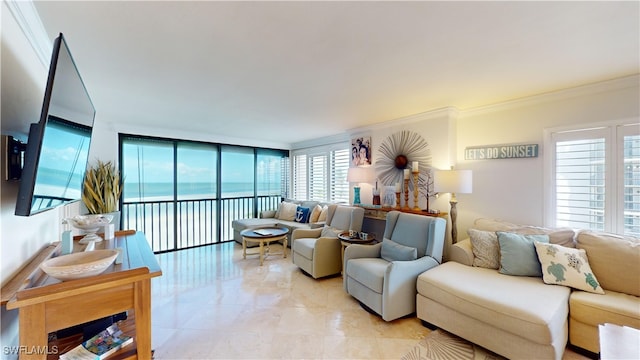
[{"left": 3, "top": 230, "right": 161, "bottom": 360}]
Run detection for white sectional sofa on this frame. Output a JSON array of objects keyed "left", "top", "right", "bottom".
[
  {"left": 231, "top": 199, "right": 333, "bottom": 246},
  {"left": 416, "top": 219, "right": 640, "bottom": 359}
]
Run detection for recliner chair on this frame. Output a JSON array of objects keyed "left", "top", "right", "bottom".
[
  {"left": 343, "top": 211, "right": 446, "bottom": 321},
  {"left": 291, "top": 205, "right": 364, "bottom": 278}
]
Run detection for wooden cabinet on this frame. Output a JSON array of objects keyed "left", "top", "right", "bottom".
[{"left": 1, "top": 231, "right": 161, "bottom": 360}]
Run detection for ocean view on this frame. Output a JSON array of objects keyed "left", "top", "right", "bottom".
[{"left": 123, "top": 182, "right": 281, "bottom": 202}]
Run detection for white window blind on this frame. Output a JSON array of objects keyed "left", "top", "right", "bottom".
[
  {"left": 330, "top": 149, "right": 350, "bottom": 203},
  {"left": 547, "top": 121, "right": 640, "bottom": 236},
  {"left": 309, "top": 154, "right": 327, "bottom": 201},
  {"left": 621, "top": 130, "right": 640, "bottom": 236},
  {"left": 293, "top": 154, "right": 308, "bottom": 200},
  {"left": 291, "top": 143, "right": 350, "bottom": 204}
]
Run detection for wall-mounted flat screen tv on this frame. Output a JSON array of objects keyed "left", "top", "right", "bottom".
[{"left": 15, "top": 33, "right": 95, "bottom": 216}]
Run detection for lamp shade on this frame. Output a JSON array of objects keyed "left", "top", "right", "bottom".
[
  {"left": 434, "top": 169, "right": 473, "bottom": 194},
  {"left": 347, "top": 166, "right": 375, "bottom": 183}
]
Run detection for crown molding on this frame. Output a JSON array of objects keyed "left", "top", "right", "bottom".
[
  {"left": 349, "top": 106, "right": 460, "bottom": 135},
  {"left": 460, "top": 74, "right": 640, "bottom": 118},
  {"left": 5, "top": 0, "right": 51, "bottom": 68}
]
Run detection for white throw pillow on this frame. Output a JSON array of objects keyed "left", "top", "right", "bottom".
[{"left": 278, "top": 202, "right": 298, "bottom": 221}]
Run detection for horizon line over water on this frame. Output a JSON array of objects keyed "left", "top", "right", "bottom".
[{"left": 123, "top": 181, "right": 281, "bottom": 202}]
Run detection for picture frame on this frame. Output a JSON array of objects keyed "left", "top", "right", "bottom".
[{"left": 351, "top": 136, "right": 372, "bottom": 167}]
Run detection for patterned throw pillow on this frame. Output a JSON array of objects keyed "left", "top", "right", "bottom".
[
  {"left": 468, "top": 229, "right": 500, "bottom": 269},
  {"left": 534, "top": 242, "right": 605, "bottom": 294},
  {"left": 294, "top": 206, "right": 311, "bottom": 223}
]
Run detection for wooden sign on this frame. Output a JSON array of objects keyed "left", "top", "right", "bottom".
[{"left": 465, "top": 144, "right": 539, "bottom": 160}]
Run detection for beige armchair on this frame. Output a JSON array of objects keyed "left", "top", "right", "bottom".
[{"left": 291, "top": 205, "right": 365, "bottom": 278}]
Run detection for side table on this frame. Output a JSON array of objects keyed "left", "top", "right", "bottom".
[
  {"left": 241, "top": 227, "right": 289, "bottom": 266},
  {"left": 338, "top": 232, "right": 377, "bottom": 273}
]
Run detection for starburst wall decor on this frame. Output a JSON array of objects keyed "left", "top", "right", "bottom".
[{"left": 375, "top": 130, "right": 434, "bottom": 205}]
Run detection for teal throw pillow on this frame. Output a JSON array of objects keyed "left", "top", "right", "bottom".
[
  {"left": 381, "top": 239, "right": 418, "bottom": 262},
  {"left": 295, "top": 206, "right": 311, "bottom": 223},
  {"left": 497, "top": 231, "right": 549, "bottom": 277}
]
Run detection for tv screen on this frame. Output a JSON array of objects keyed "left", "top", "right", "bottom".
[{"left": 15, "top": 33, "right": 95, "bottom": 216}]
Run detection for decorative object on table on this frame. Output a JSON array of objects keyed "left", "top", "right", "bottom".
[
  {"left": 347, "top": 165, "right": 375, "bottom": 205},
  {"left": 65, "top": 214, "right": 114, "bottom": 244},
  {"left": 412, "top": 161, "right": 420, "bottom": 211},
  {"left": 40, "top": 249, "right": 119, "bottom": 281},
  {"left": 60, "top": 323, "right": 133, "bottom": 360},
  {"left": 372, "top": 181, "right": 381, "bottom": 205},
  {"left": 395, "top": 182, "right": 401, "bottom": 209},
  {"left": 383, "top": 185, "right": 396, "bottom": 207},
  {"left": 351, "top": 136, "right": 372, "bottom": 166},
  {"left": 82, "top": 160, "right": 123, "bottom": 229},
  {"left": 403, "top": 169, "right": 410, "bottom": 209},
  {"left": 434, "top": 167, "right": 473, "bottom": 243}
]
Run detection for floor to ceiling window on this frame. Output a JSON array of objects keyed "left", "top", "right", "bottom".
[{"left": 120, "top": 134, "right": 288, "bottom": 252}]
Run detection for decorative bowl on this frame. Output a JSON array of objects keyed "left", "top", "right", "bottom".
[
  {"left": 40, "top": 249, "right": 119, "bottom": 281},
  {"left": 65, "top": 215, "right": 114, "bottom": 243}
]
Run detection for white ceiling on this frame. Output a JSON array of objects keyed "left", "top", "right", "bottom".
[{"left": 22, "top": 1, "right": 640, "bottom": 146}]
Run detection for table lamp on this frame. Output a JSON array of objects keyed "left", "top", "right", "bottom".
[
  {"left": 434, "top": 167, "right": 473, "bottom": 243},
  {"left": 347, "top": 166, "right": 375, "bottom": 205}
]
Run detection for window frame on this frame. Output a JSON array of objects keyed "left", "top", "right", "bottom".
[
  {"left": 544, "top": 118, "right": 639, "bottom": 235},
  {"left": 292, "top": 142, "right": 350, "bottom": 204}
]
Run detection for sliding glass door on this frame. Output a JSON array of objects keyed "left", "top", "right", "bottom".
[{"left": 120, "top": 134, "right": 288, "bottom": 252}]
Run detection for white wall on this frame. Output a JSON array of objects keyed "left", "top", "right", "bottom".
[{"left": 455, "top": 77, "right": 640, "bottom": 238}]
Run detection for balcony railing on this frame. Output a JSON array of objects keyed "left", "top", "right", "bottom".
[{"left": 122, "top": 195, "right": 281, "bottom": 253}]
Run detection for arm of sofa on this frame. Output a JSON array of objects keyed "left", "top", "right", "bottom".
[
  {"left": 260, "top": 210, "right": 277, "bottom": 219},
  {"left": 291, "top": 228, "right": 323, "bottom": 241},
  {"left": 382, "top": 256, "right": 440, "bottom": 321},
  {"left": 450, "top": 238, "right": 474, "bottom": 266}
]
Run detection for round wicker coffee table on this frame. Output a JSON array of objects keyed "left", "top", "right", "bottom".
[{"left": 240, "top": 227, "right": 289, "bottom": 266}]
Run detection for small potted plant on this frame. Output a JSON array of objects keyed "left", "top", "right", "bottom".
[{"left": 82, "top": 160, "right": 123, "bottom": 229}]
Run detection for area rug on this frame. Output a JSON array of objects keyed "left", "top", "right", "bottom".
[{"left": 401, "top": 329, "right": 506, "bottom": 360}]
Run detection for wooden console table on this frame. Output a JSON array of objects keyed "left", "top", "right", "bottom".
[
  {"left": 357, "top": 205, "right": 447, "bottom": 241},
  {"left": 1, "top": 231, "right": 162, "bottom": 360}
]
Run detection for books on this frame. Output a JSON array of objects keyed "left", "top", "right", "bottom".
[
  {"left": 61, "top": 323, "right": 133, "bottom": 360},
  {"left": 253, "top": 229, "right": 274, "bottom": 236}
]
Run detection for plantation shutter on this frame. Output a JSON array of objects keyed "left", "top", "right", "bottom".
[
  {"left": 330, "top": 149, "right": 350, "bottom": 203},
  {"left": 293, "top": 154, "right": 307, "bottom": 200},
  {"left": 309, "top": 154, "right": 327, "bottom": 201}
]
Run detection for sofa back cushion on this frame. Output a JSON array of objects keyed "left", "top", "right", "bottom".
[
  {"left": 472, "top": 218, "right": 576, "bottom": 248},
  {"left": 576, "top": 231, "right": 640, "bottom": 296}
]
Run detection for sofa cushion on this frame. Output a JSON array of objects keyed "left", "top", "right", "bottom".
[
  {"left": 310, "top": 205, "right": 322, "bottom": 223},
  {"left": 570, "top": 290, "right": 640, "bottom": 329},
  {"left": 381, "top": 239, "right": 417, "bottom": 262},
  {"left": 576, "top": 231, "right": 640, "bottom": 297},
  {"left": 535, "top": 242, "right": 604, "bottom": 294},
  {"left": 417, "top": 261, "right": 570, "bottom": 346},
  {"left": 232, "top": 218, "right": 279, "bottom": 231},
  {"left": 278, "top": 201, "right": 298, "bottom": 221},
  {"left": 318, "top": 205, "right": 329, "bottom": 222},
  {"left": 471, "top": 218, "right": 576, "bottom": 248},
  {"left": 345, "top": 258, "right": 389, "bottom": 294},
  {"left": 468, "top": 229, "right": 500, "bottom": 269},
  {"left": 294, "top": 206, "right": 311, "bottom": 223},
  {"left": 293, "top": 238, "right": 316, "bottom": 260},
  {"left": 497, "top": 232, "right": 548, "bottom": 277}
]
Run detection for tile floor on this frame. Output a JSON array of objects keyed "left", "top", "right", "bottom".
[{"left": 149, "top": 242, "right": 590, "bottom": 359}]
